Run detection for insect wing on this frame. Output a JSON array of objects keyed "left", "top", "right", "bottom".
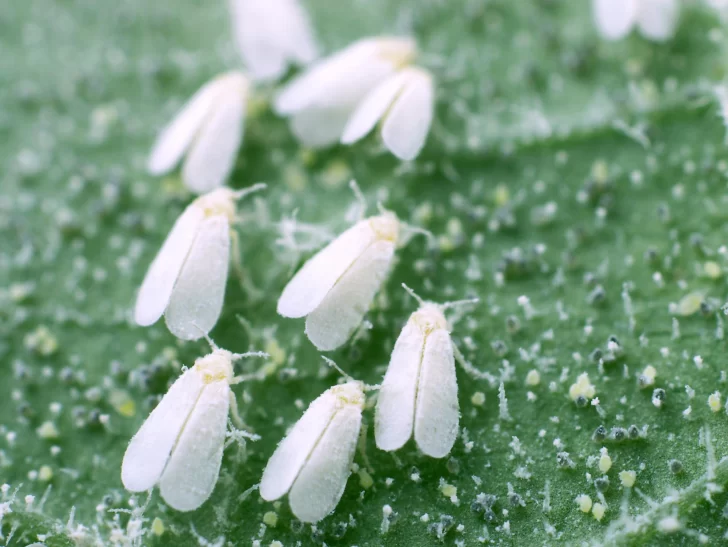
[
  {"left": 305, "top": 239, "right": 395, "bottom": 351},
  {"left": 374, "top": 318, "right": 424, "bottom": 451},
  {"left": 165, "top": 215, "right": 230, "bottom": 340},
  {"left": 147, "top": 78, "right": 223, "bottom": 175},
  {"left": 288, "top": 404, "right": 362, "bottom": 522},
  {"left": 121, "top": 368, "right": 204, "bottom": 492},
  {"left": 277, "top": 219, "right": 375, "bottom": 318},
  {"left": 380, "top": 68, "right": 434, "bottom": 161},
  {"left": 413, "top": 329, "right": 459, "bottom": 458},
  {"left": 159, "top": 381, "right": 230, "bottom": 511},
  {"left": 182, "top": 77, "right": 246, "bottom": 193},
  {"left": 260, "top": 389, "right": 338, "bottom": 501}
]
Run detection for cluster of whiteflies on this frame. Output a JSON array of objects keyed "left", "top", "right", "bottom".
[
  {"left": 148, "top": 0, "right": 435, "bottom": 195},
  {"left": 121, "top": 0, "right": 685, "bottom": 526},
  {"left": 124, "top": 185, "right": 479, "bottom": 521}
]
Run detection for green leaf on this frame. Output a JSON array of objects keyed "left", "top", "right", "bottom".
[{"left": 3, "top": 0, "right": 728, "bottom": 546}]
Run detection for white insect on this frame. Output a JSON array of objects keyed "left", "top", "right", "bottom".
[
  {"left": 592, "top": 0, "right": 680, "bottom": 42},
  {"left": 259, "top": 379, "right": 366, "bottom": 523},
  {"left": 277, "top": 208, "right": 404, "bottom": 351},
  {"left": 147, "top": 71, "right": 249, "bottom": 194},
  {"left": 229, "top": 0, "right": 318, "bottom": 81},
  {"left": 341, "top": 66, "right": 435, "bottom": 161},
  {"left": 375, "top": 284, "right": 479, "bottom": 458},
  {"left": 134, "top": 183, "right": 265, "bottom": 340},
  {"left": 121, "top": 344, "right": 266, "bottom": 511},
  {"left": 274, "top": 36, "right": 435, "bottom": 159}
]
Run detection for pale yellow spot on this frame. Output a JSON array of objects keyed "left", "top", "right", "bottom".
[
  {"left": 525, "top": 370, "right": 541, "bottom": 386},
  {"left": 376, "top": 37, "right": 418, "bottom": 68},
  {"left": 299, "top": 148, "right": 316, "bottom": 167},
  {"left": 412, "top": 305, "right": 448, "bottom": 334},
  {"left": 704, "top": 261, "right": 722, "bottom": 279},
  {"left": 321, "top": 159, "right": 351, "bottom": 189},
  {"left": 194, "top": 188, "right": 237, "bottom": 220},
  {"left": 619, "top": 470, "right": 636, "bottom": 488},
  {"left": 358, "top": 469, "right": 374, "bottom": 489},
  {"left": 446, "top": 218, "right": 463, "bottom": 239},
  {"left": 440, "top": 482, "right": 457, "bottom": 498},
  {"left": 599, "top": 449, "right": 612, "bottom": 473},
  {"left": 576, "top": 494, "right": 592, "bottom": 513},
  {"left": 368, "top": 214, "right": 399, "bottom": 245},
  {"left": 471, "top": 392, "right": 486, "bottom": 406},
  {"left": 569, "top": 373, "right": 596, "bottom": 401},
  {"left": 36, "top": 421, "right": 59, "bottom": 439},
  {"left": 265, "top": 339, "right": 286, "bottom": 367},
  {"left": 640, "top": 365, "right": 657, "bottom": 387},
  {"left": 246, "top": 90, "right": 269, "bottom": 119},
  {"left": 38, "top": 465, "right": 53, "bottom": 482},
  {"left": 161, "top": 175, "right": 188, "bottom": 199},
  {"left": 263, "top": 511, "right": 278, "bottom": 528},
  {"left": 708, "top": 391, "right": 722, "bottom": 412},
  {"left": 24, "top": 326, "right": 58, "bottom": 356},
  {"left": 151, "top": 517, "right": 165, "bottom": 536},
  {"left": 438, "top": 235, "right": 456, "bottom": 253},
  {"left": 109, "top": 390, "right": 136, "bottom": 418},
  {"left": 591, "top": 159, "right": 608, "bottom": 184},
  {"left": 677, "top": 292, "right": 703, "bottom": 316},
  {"left": 494, "top": 184, "right": 510, "bottom": 206},
  {"left": 592, "top": 502, "right": 606, "bottom": 521}
]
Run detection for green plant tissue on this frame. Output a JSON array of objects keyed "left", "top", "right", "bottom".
[{"left": 2, "top": 0, "right": 728, "bottom": 546}]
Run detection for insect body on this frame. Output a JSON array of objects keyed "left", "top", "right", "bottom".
[
  {"left": 375, "top": 285, "right": 479, "bottom": 458},
  {"left": 121, "top": 346, "right": 264, "bottom": 511},
  {"left": 134, "top": 184, "right": 264, "bottom": 340},
  {"left": 147, "top": 71, "right": 250, "bottom": 193},
  {"left": 273, "top": 36, "right": 435, "bottom": 159},
  {"left": 229, "top": 0, "right": 319, "bottom": 81},
  {"left": 277, "top": 211, "right": 401, "bottom": 351},
  {"left": 259, "top": 381, "right": 365, "bottom": 522}
]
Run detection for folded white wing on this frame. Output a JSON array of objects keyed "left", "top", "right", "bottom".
[
  {"left": 134, "top": 204, "right": 204, "bottom": 327},
  {"left": 306, "top": 240, "right": 394, "bottom": 351},
  {"left": 274, "top": 39, "right": 394, "bottom": 115},
  {"left": 182, "top": 75, "right": 246, "bottom": 194},
  {"left": 381, "top": 68, "right": 434, "bottom": 161},
  {"left": 159, "top": 381, "right": 230, "bottom": 511},
  {"left": 374, "top": 318, "right": 424, "bottom": 451},
  {"left": 340, "top": 70, "right": 409, "bottom": 145},
  {"left": 305, "top": 239, "right": 395, "bottom": 351},
  {"left": 147, "top": 78, "right": 223, "bottom": 175},
  {"left": 637, "top": 0, "right": 680, "bottom": 41},
  {"left": 280, "top": 0, "right": 319, "bottom": 66},
  {"left": 277, "top": 219, "right": 375, "bottom": 318},
  {"left": 413, "top": 329, "right": 459, "bottom": 458},
  {"left": 230, "top": 0, "right": 318, "bottom": 81},
  {"left": 259, "top": 389, "right": 338, "bottom": 501},
  {"left": 288, "top": 404, "right": 362, "bottom": 522},
  {"left": 121, "top": 368, "right": 204, "bottom": 492},
  {"left": 593, "top": 0, "right": 638, "bottom": 40},
  {"left": 165, "top": 215, "right": 230, "bottom": 340}
]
